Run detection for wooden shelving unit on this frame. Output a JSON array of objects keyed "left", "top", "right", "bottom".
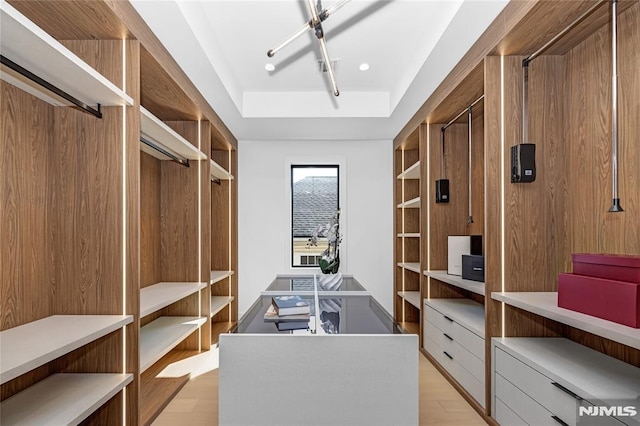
[
  {"left": 0, "top": 315, "right": 132, "bottom": 384},
  {"left": 424, "top": 270, "right": 485, "bottom": 296},
  {"left": 1, "top": 1, "right": 237, "bottom": 424},
  {"left": 140, "top": 107, "right": 207, "bottom": 161},
  {"left": 140, "top": 282, "right": 207, "bottom": 318},
  {"left": 492, "top": 292, "right": 640, "bottom": 350},
  {"left": 0, "top": 0, "right": 133, "bottom": 108},
  {"left": 210, "top": 142, "right": 238, "bottom": 343},
  {"left": 0, "top": 374, "right": 133, "bottom": 425},
  {"left": 211, "top": 270, "right": 234, "bottom": 285},
  {"left": 393, "top": 1, "right": 639, "bottom": 423},
  {"left": 394, "top": 128, "right": 423, "bottom": 335},
  {"left": 140, "top": 316, "right": 207, "bottom": 373}
]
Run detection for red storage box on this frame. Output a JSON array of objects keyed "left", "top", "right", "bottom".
[
  {"left": 558, "top": 273, "right": 640, "bottom": 328},
  {"left": 572, "top": 253, "right": 640, "bottom": 283}
]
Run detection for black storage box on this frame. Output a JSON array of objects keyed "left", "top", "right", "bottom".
[{"left": 462, "top": 255, "right": 485, "bottom": 282}]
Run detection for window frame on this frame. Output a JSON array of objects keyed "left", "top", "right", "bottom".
[{"left": 290, "top": 164, "right": 340, "bottom": 269}]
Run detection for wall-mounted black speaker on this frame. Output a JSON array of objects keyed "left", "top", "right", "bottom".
[
  {"left": 511, "top": 143, "right": 536, "bottom": 183},
  {"left": 435, "top": 179, "right": 449, "bottom": 203}
]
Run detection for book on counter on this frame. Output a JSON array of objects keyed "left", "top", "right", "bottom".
[
  {"left": 271, "top": 295, "right": 310, "bottom": 316},
  {"left": 263, "top": 304, "right": 310, "bottom": 322}
]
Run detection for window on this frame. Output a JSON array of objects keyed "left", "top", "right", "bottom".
[{"left": 291, "top": 165, "right": 339, "bottom": 268}]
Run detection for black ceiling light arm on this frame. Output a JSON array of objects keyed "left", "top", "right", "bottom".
[{"left": 1, "top": 54, "right": 102, "bottom": 119}]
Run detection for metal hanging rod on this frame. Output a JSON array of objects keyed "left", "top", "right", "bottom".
[
  {"left": 140, "top": 137, "right": 190, "bottom": 168},
  {"left": 523, "top": 0, "right": 606, "bottom": 66},
  {"left": 467, "top": 107, "right": 474, "bottom": 224},
  {"left": 1, "top": 54, "right": 102, "bottom": 119},
  {"left": 441, "top": 95, "right": 484, "bottom": 131},
  {"left": 609, "top": 0, "right": 623, "bottom": 212}
]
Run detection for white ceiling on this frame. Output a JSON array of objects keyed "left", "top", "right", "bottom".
[{"left": 131, "top": 0, "right": 508, "bottom": 141}]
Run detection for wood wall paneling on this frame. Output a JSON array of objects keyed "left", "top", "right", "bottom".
[
  {"left": 140, "top": 152, "right": 162, "bottom": 288},
  {"left": 0, "top": 83, "right": 53, "bottom": 330},
  {"left": 565, "top": 2, "right": 640, "bottom": 256},
  {"left": 211, "top": 181, "right": 231, "bottom": 271}
]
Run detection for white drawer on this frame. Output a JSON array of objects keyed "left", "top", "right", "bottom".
[
  {"left": 494, "top": 396, "right": 527, "bottom": 426},
  {"left": 424, "top": 321, "right": 456, "bottom": 355},
  {"left": 452, "top": 339, "right": 484, "bottom": 383},
  {"left": 450, "top": 353, "right": 485, "bottom": 408},
  {"left": 495, "top": 347, "right": 583, "bottom": 425},
  {"left": 495, "top": 372, "right": 558, "bottom": 426},
  {"left": 451, "top": 321, "right": 484, "bottom": 361},
  {"left": 424, "top": 303, "right": 454, "bottom": 335}
]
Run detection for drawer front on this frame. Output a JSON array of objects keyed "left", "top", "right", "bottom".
[
  {"left": 451, "top": 321, "right": 484, "bottom": 361},
  {"left": 452, "top": 339, "right": 484, "bottom": 383},
  {"left": 450, "top": 353, "right": 485, "bottom": 407},
  {"left": 494, "top": 396, "right": 527, "bottom": 426},
  {"left": 424, "top": 303, "right": 454, "bottom": 335},
  {"left": 424, "top": 318, "right": 455, "bottom": 353},
  {"left": 495, "top": 347, "right": 582, "bottom": 425},
  {"left": 495, "top": 373, "right": 559, "bottom": 426}
]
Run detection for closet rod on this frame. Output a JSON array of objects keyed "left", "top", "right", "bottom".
[
  {"left": 441, "top": 95, "right": 484, "bottom": 131},
  {"left": 1, "top": 54, "right": 102, "bottom": 119},
  {"left": 140, "top": 137, "right": 190, "bottom": 168},
  {"left": 522, "top": 0, "right": 606, "bottom": 66}
]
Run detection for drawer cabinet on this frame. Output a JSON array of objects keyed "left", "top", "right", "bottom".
[
  {"left": 423, "top": 299, "right": 485, "bottom": 408},
  {"left": 492, "top": 338, "right": 637, "bottom": 426}
]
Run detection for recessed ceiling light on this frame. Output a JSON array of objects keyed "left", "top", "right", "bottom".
[
  {"left": 265, "top": 63, "right": 275, "bottom": 72},
  {"left": 359, "top": 63, "right": 370, "bottom": 71}
]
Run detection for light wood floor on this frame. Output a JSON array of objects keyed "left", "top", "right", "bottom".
[{"left": 152, "top": 348, "right": 486, "bottom": 426}]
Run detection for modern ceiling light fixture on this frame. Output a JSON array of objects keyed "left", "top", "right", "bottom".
[{"left": 267, "top": 0, "right": 350, "bottom": 96}]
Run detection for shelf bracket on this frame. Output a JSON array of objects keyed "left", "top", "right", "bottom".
[
  {"left": 140, "top": 136, "right": 190, "bottom": 168},
  {"left": 1, "top": 54, "right": 103, "bottom": 119}
]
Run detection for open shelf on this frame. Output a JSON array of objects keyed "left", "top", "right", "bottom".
[
  {"left": 492, "top": 292, "right": 640, "bottom": 350},
  {"left": 397, "top": 291, "right": 421, "bottom": 309},
  {"left": 211, "top": 296, "right": 235, "bottom": 317},
  {"left": 397, "top": 233, "right": 420, "bottom": 238},
  {"left": 397, "top": 161, "right": 420, "bottom": 180},
  {"left": 396, "top": 197, "right": 420, "bottom": 209},
  {"left": 0, "top": 315, "right": 133, "bottom": 384},
  {"left": 210, "top": 270, "right": 234, "bottom": 285},
  {"left": 399, "top": 321, "right": 421, "bottom": 335},
  {"left": 424, "top": 270, "right": 485, "bottom": 296},
  {"left": 212, "top": 321, "right": 236, "bottom": 344},
  {"left": 0, "top": 373, "right": 133, "bottom": 425},
  {"left": 210, "top": 159, "right": 234, "bottom": 181},
  {"left": 425, "top": 298, "right": 485, "bottom": 337},
  {"left": 140, "top": 316, "right": 207, "bottom": 373},
  {"left": 397, "top": 262, "right": 421, "bottom": 274},
  {"left": 140, "top": 282, "right": 207, "bottom": 318},
  {"left": 0, "top": 1, "right": 133, "bottom": 108},
  {"left": 140, "top": 106, "right": 207, "bottom": 161}
]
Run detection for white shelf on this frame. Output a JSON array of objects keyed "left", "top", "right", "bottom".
[
  {"left": 494, "top": 338, "right": 640, "bottom": 403},
  {"left": 397, "top": 161, "right": 420, "bottom": 180},
  {"left": 140, "top": 282, "right": 207, "bottom": 318},
  {"left": 210, "top": 160, "right": 234, "bottom": 181},
  {"left": 211, "top": 296, "right": 235, "bottom": 317},
  {"left": 0, "top": 373, "right": 133, "bottom": 425},
  {"left": 397, "top": 262, "right": 421, "bottom": 274},
  {"left": 424, "top": 270, "right": 485, "bottom": 296},
  {"left": 397, "top": 291, "right": 421, "bottom": 309},
  {"left": 425, "top": 298, "right": 485, "bottom": 337},
  {"left": 0, "top": 315, "right": 133, "bottom": 385},
  {"left": 140, "top": 106, "right": 207, "bottom": 161},
  {"left": 492, "top": 292, "right": 640, "bottom": 350},
  {"left": 0, "top": 1, "right": 133, "bottom": 108},
  {"left": 210, "top": 270, "right": 235, "bottom": 285},
  {"left": 140, "top": 316, "right": 206, "bottom": 372},
  {"left": 396, "top": 197, "right": 420, "bottom": 209},
  {"left": 397, "top": 233, "right": 420, "bottom": 238}
]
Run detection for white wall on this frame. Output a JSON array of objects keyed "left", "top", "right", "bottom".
[{"left": 238, "top": 139, "right": 394, "bottom": 316}]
